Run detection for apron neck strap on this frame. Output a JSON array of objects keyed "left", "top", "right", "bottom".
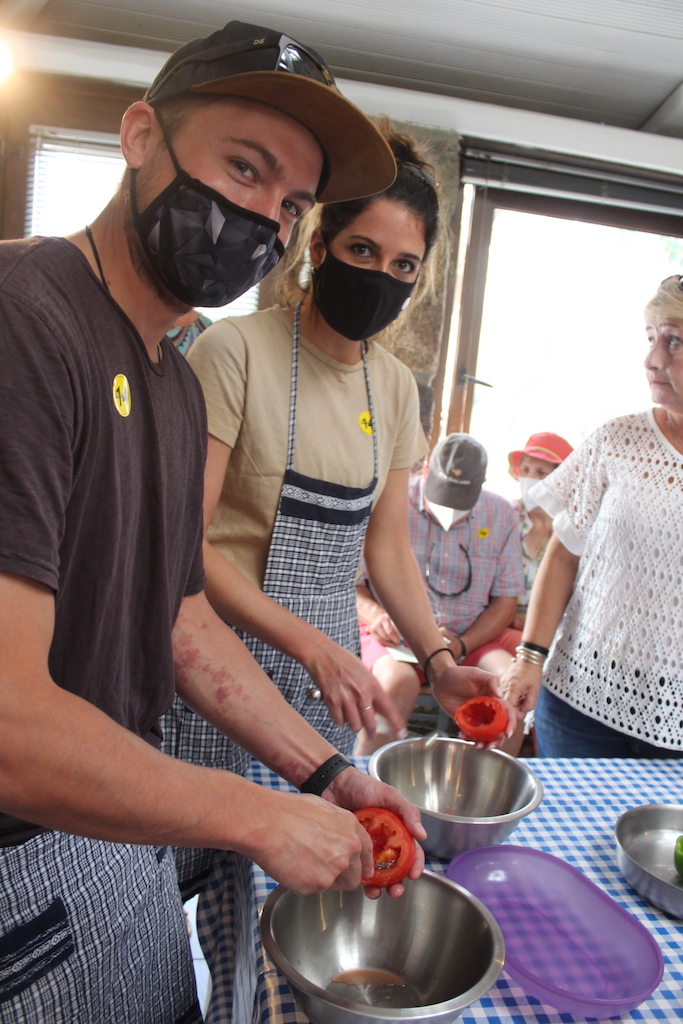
[
  {"left": 288, "top": 306, "right": 378, "bottom": 478},
  {"left": 286, "top": 306, "right": 302, "bottom": 471}
]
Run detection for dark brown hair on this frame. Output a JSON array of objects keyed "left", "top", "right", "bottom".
[
  {"left": 279, "top": 117, "right": 440, "bottom": 307},
  {"left": 318, "top": 118, "right": 439, "bottom": 257}
]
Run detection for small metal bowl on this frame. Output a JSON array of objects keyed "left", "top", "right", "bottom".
[
  {"left": 368, "top": 736, "right": 543, "bottom": 860},
  {"left": 615, "top": 803, "right": 683, "bottom": 918},
  {"left": 368, "top": 733, "right": 544, "bottom": 860},
  {"left": 260, "top": 871, "right": 504, "bottom": 1024}
]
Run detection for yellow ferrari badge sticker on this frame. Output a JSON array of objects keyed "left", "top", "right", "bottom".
[
  {"left": 358, "top": 411, "right": 373, "bottom": 435},
  {"left": 112, "top": 373, "right": 132, "bottom": 417}
]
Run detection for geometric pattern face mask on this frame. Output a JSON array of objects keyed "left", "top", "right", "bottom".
[{"left": 130, "top": 125, "right": 285, "bottom": 308}]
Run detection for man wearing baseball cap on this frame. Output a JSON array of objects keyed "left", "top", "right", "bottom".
[
  {"left": 357, "top": 434, "right": 525, "bottom": 755},
  {"left": 0, "top": 21, "right": 424, "bottom": 1021}
]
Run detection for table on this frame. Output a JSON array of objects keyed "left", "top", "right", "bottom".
[{"left": 196, "top": 758, "right": 683, "bottom": 1023}]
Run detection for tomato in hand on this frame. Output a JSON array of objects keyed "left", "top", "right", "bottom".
[
  {"left": 455, "top": 695, "right": 507, "bottom": 744},
  {"left": 354, "top": 808, "right": 416, "bottom": 888}
]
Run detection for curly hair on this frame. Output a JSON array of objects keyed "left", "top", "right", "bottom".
[{"left": 278, "top": 116, "right": 440, "bottom": 309}]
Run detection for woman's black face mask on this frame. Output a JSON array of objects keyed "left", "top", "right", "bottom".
[
  {"left": 130, "top": 126, "right": 284, "bottom": 308},
  {"left": 312, "top": 249, "right": 416, "bottom": 341}
]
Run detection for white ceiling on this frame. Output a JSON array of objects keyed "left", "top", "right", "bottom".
[{"left": 3, "top": 0, "right": 683, "bottom": 136}]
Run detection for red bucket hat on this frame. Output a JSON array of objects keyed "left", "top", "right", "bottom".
[{"left": 508, "top": 432, "right": 573, "bottom": 478}]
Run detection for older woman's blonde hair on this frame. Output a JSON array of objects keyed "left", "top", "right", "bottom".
[{"left": 644, "top": 275, "right": 683, "bottom": 324}]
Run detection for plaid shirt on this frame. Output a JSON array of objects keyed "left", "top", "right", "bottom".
[{"left": 384, "top": 474, "right": 525, "bottom": 634}]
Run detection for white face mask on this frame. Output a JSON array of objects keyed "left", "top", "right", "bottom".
[
  {"left": 426, "top": 500, "right": 470, "bottom": 531},
  {"left": 519, "top": 476, "right": 540, "bottom": 511}
]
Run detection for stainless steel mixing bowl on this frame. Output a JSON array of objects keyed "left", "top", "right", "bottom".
[
  {"left": 368, "top": 735, "right": 543, "bottom": 860},
  {"left": 615, "top": 803, "right": 683, "bottom": 919},
  {"left": 260, "top": 870, "right": 504, "bottom": 1024}
]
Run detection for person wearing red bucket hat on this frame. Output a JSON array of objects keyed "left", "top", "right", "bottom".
[
  {"left": 508, "top": 432, "right": 575, "bottom": 480},
  {"left": 506, "top": 432, "right": 574, "bottom": 635},
  {"left": 0, "top": 19, "right": 415, "bottom": 1023}
]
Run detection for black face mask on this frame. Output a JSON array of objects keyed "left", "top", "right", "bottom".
[
  {"left": 312, "top": 250, "right": 416, "bottom": 341},
  {"left": 130, "top": 129, "right": 284, "bottom": 308}
]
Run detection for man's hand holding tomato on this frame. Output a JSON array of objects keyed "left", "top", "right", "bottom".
[
  {"left": 238, "top": 786, "right": 375, "bottom": 896},
  {"left": 324, "top": 766, "right": 426, "bottom": 898},
  {"left": 426, "top": 648, "right": 517, "bottom": 749}
]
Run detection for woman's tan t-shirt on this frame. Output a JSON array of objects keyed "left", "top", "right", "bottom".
[{"left": 188, "top": 306, "right": 426, "bottom": 587}]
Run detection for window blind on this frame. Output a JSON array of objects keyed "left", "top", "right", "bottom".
[
  {"left": 461, "top": 147, "right": 683, "bottom": 218},
  {"left": 26, "top": 125, "right": 126, "bottom": 238}
]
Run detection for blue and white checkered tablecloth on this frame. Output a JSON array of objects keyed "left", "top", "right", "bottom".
[{"left": 202, "top": 757, "right": 683, "bottom": 1023}]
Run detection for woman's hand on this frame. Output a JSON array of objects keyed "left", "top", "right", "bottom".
[
  {"left": 427, "top": 653, "right": 517, "bottom": 748},
  {"left": 304, "top": 640, "right": 408, "bottom": 740},
  {"left": 499, "top": 658, "right": 543, "bottom": 715},
  {"left": 325, "top": 766, "right": 426, "bottom": 899},
  {"left": 369, "top": 611, "right": 402, "bottom": 647}
]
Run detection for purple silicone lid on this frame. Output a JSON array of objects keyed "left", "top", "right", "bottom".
[{"left": 447, "top": 845, "right": 663, "bottom": 1018}]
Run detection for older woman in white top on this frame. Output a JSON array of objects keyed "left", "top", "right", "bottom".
[{"left": 502, "top": 275, "right": 683, "bottom": 757}]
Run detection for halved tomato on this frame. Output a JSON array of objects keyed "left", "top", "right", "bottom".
[
  {"left": 455, "top": 695, "right": 507, "bottom": 744},
  {"left": 354, "top": 808, "right": 415, "bottom": 888}
]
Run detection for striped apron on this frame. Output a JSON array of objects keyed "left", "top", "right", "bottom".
[{"left": 0, "top": 832, "right": 200, "bottom": 1023}]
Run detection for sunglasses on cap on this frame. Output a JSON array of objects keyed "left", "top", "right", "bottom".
[{"left": 147, "top": 33, "right": 334, "bottom": 103}]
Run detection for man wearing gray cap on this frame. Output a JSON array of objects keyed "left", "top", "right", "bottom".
[
  {"left": 0, "top": 21, "right": 422, "bottom": 1021},
  {"left": 357, "top": 434, "right": 525, "bottom": 754}
]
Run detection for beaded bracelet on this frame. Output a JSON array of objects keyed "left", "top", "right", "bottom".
[
  {"left": 519, "top": 640, "right": 550, "bottom": 658},
  {"left": 300, "top": 754, "right": 353, "bottom": 796}
]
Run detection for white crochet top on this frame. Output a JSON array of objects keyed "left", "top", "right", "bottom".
[{"left": 532, "top": 409, "right": 683, "bottom": 749}]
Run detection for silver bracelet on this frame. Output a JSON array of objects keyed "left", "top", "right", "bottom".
[{"left": 514, "top": 645, "right": 546, "bottom": 667}]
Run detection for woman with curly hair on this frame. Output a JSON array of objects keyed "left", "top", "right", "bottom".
[{"left": 163, "top": 121, "right": 512, "bottom": 898}]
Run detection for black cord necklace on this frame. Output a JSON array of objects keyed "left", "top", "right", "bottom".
[
  {"left": 85, "top": 225, "right": 163, "bottom": 362},
  {"left": 85, "top": 225, "right": 108, "bottom": 292}
]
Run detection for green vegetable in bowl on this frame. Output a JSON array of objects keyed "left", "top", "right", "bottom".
[{"left": 674, "top": 836, "right": 683, "bottom": 878}]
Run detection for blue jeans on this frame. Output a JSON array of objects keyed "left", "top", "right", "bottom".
[{"left": 535, "top": 685, "right": 683, "bottom": 759}]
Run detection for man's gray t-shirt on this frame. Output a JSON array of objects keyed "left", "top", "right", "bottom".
[{"left": 0, "top": 237, "right": 207, "bottom": 845}]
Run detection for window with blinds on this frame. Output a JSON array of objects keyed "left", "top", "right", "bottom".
[
  {"left": 24, "top": 124, "right": 260, "bottom": 319},
  {"left": 26, "top": 125, "right": 126, "bottom": 238},
  {"left": 460, "top": 146, "right": 683, "bottom": 218}
]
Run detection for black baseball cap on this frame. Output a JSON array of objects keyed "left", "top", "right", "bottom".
[
  {"left": 425, "top": 434, "right": 488, "bottom": 511},
  {"left": 145, "top": 20, "right": 396, "bottom": 204}
]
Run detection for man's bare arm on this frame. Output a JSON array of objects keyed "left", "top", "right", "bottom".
[
  {"left": 172, "top": 588, "right": 427, "bottom": 898},
  {"left": 0, "top": 572, "right": 373, "bottom": 893}
]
